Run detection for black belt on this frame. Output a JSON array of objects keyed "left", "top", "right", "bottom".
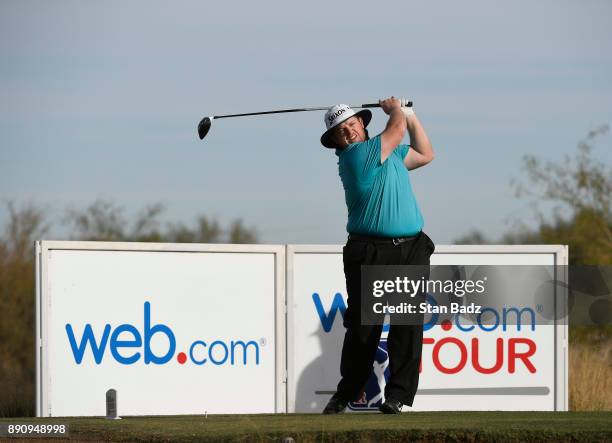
[{"left": 348, "top": 232, "right": 420, "bottom": 245}]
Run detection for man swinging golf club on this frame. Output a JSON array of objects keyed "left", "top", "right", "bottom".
[{"left": 321, "top": 96, "right": 436, "bottom": 414}]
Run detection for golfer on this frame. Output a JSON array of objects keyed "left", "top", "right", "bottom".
[{"left": 321, "top": 97, "right": 435, "bottom": 414}]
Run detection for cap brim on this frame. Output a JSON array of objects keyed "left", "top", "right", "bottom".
[{"left": 320, "top": 109, "right": 372, "bottom": 149}]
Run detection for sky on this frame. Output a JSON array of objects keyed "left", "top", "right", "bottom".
[{"left": 1, "top": 0, "right": 611, "bottom": 244}]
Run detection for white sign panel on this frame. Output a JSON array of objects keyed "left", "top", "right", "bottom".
[
  {"left": 287, "top": 245, "right": 568, "bottom": 412},
  {"left": 37, "top": 241, "right": 567, "bottom": 416},
  {"left": 36, "top": 241, "right": 285, "bottom": 417}
]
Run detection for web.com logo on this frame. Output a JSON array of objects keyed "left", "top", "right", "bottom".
[{"left": 65, "top": 302, "right": 261, "bottom": 366}]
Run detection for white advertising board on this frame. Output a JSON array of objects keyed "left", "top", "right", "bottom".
[
  {"left": 287, "top": 245, "right": 568, "bottom": 413},
  {"left": 37, "top": 241, "right": 568, "bottom": 416},
  {"left": 36, "top": 241, "right": 285, "bottom": 417}
]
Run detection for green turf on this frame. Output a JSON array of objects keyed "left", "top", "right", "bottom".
[{"left": 2, "top": 412, "right": 611, "bottom": 442}]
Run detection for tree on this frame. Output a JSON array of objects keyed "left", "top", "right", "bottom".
[
  {"left": 63, "top": 200, "right": 257, "bottom": 244},
  {"left": 167, "top": 217, "right": 222, "bottom": 243},
  {"left": 228, "top": 219, "right": 258, "bottom": 244},
  {"left": 0, "top": 203, "right": 48, "bottom": 416},
  {"left": 63, "top": 200, "right": 164, "bottom": 242},
  {"left": 453, "top": 230, "right": 490, "bottom": 245},
  {"left": 511, "top": 124, "right": 611, "bottom": 264}
]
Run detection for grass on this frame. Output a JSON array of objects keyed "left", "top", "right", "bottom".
[
  {"left": 569, "top": 326, "right": 612, "bottom": 411},
  {"left": 1, "top": 412, "right": 611, "bottom": 442},
  {"left": 569, "top": 342, "right": 612, "bottom": 410}
]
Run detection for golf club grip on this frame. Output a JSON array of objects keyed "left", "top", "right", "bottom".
[{"left": 361, "top": 101, "right": 412, "bottom": 108}]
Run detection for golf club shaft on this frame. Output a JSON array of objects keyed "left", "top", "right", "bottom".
[{"left": 211, "top": 102, "right": 412, "bottom": 120}]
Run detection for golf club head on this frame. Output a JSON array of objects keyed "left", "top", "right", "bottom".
[{"left": 198, "top": 116, "right": 212, "bottom": 140}]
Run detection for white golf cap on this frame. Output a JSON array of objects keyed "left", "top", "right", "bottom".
[{"left": 320, "top": 104, "right": 371, "bottom": 149}]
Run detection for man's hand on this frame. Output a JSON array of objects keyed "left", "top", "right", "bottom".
[
  {"left": 401, "top": 106, "right": 415, "bottom": 119},
  {"left": 379, "top": 96, "right": 406, "bottom": 162},
  {"left": 379, "top": 96, "right": 402, "bottom": 115}
]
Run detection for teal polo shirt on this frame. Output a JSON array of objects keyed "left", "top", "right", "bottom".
[{"left": 336, "top": 134, "right": 424, "bottom": 237}]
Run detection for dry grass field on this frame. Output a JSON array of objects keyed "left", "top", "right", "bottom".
[{"left": 569, "top": 327, "right": 612, "bottom": 411}]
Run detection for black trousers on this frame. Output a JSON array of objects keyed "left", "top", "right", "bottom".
[{"left": 336, "top": 231, "right": 435, "bottom": 406}]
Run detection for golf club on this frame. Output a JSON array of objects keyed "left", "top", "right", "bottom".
[{"left": 197, "top": 101, "right": 413, "bottom": 140}]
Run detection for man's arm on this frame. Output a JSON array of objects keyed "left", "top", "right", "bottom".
[
  {"left": 380, "top": 97, "right": 407, "bottom": 163},
  {"left": 403, "top": 109, "right": 434, "bottom": 170}
]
